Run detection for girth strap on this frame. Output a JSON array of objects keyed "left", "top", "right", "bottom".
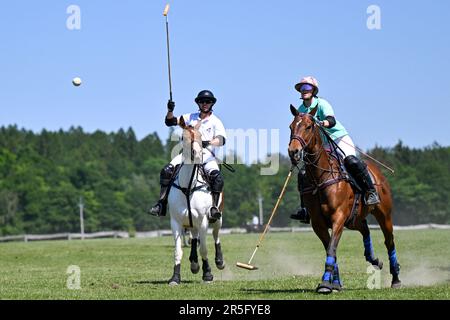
[
  {"left": 172, "top": 183, "right": 206, "bottom": 196},
  {"left": 301, "top": 177, "right": 347, "bottom": 195},
  {"left": 345, "top": 193, "right": 361, "bottom": 228}
]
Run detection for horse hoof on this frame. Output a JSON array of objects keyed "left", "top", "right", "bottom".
[
  {"left": 391, "top": 280, "right": 402, "bottom": 289},
  {"left": 372, "top": 258, "right": 383, "bottom": 270},
  {"left": 168, "top": 276, "right": 180, "bottom": 286},
  {"left": 332, "top": 282, "right": 343, "bottom": 292},
  {"left": 215, "top": 260, "right": 226, "bottom": 270},
  {"left": 316, "top": 282, "right": 333, "bottom": 294},
  {"left": 214, "top": 243, "right": 225, "bottom": 270},
  {"left": 202, "top": 274, "right": 214, "bottom": 283},
  {"left": 190, "top": 262, "right": 200, "bottom": 274}
]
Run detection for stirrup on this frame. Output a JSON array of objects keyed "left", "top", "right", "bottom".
[
  {"left": 365, "top": 191, "right": 380, "bottom": 206},
  {"left": 148, "top": 202, "right": 163, "bottom": 217},
  {"left": 290, "top": 207, "right": 310, "bottom": 224}
]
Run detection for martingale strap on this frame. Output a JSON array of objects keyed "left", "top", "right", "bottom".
[{"left": 172, "top": 164, "right": 209, "bottom": 228}]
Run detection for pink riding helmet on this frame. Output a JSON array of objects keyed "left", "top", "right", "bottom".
[{"left": 295, "top": 76, "right": 319, "bottom": 96}]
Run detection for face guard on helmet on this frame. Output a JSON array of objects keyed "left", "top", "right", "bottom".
[
  {"left": 295, "top": 76, "right": 319, "bottom": 97},
  {"left": 195, "top": 90, "right": 217, "bottom": 113}
]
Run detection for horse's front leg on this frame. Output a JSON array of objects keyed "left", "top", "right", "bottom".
[
  {"left": 211, "top": 217, "right": 225, "bottom": 270},
  {"left": 189, "top": 228, "right": 200, "bottom": 274},
  {"left": 168, "top": 218, "right": 183, "bottom": 286},
  {"left": 317, "top": 210, "right": 346, "bottom": 294},
  {"left": 199, "top": 219, "right": 213, "bottom": 283}
]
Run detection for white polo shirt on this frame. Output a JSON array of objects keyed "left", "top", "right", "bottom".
[{"left": 181, "top": 112, "right": 227, "bottom": 162}]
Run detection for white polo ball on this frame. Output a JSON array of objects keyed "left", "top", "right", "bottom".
[{"left": 72, "top": 77, "right": 82, "bottom": 86}]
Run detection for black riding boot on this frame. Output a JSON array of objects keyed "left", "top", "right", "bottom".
[
  {"left": 209, "top": 192, "right": 222, "bottom": 222},
  {"left": 148, "top": 186, "right": 169, "bottom": 217},
  {"left": 148, "top": 164, "right": 175, "bottom": 217},
  {"left": 209, "top": 170, "right": 224, "bottom": 223},
  {"left": 291, "top": 168, "right": 310, "bottom": 224},
  {"left": 291, "top": 203, "right": 310, "bottom": 224},
  {"left": 344, "top": 156, "right": 380, "bottom": 206}
]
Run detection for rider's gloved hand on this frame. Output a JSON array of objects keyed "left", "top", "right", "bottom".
[
  {"left": 167, "top": 100, "right": 175, "bottom": 112},
  {"left": 202, "top": 141, "right": 210, "bottom": 148},
  {"left": 319, "top": 120, "right": 328, "bottom": 127}
]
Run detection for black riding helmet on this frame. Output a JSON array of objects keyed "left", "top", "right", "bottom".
[
  {"left": 195, "top": 90, "right": 217, "bottom": 103},
  {"left": 195, "top": 90, "right": 217, "bottom": 113}
]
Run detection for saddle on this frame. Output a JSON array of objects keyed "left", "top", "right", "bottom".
[{"left": 302, "top": 147, "right": 378, "bottom": 228}]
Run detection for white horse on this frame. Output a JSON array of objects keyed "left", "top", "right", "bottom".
[{"left": 167, "top": 117, "right": 225, "bottom": 285}]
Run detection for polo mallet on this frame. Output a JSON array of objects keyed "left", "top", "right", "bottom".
[
  {"left": 163, "top": 4, "right": 173, "bottom": 101},
  {"left": 236, "top": 166, "right": 295, "bottom": 270},
  {"left": 338, "top": 138, "right": 395, "bottom": 174}
]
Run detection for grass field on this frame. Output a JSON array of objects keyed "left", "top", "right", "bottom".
[{"left": 0, "top": 229, "right": 449, "bottom": 300}]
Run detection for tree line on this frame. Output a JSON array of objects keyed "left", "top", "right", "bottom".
[{"left": 0, "top": 125, "right": 448, "bottom": 236}]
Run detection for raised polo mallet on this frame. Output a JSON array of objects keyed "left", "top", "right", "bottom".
[
  {"left": 236, "top": 166, "right": 295, "bottom": 270},
  {"left": 163, "top": 4, "right": 173, "bottom": 101}
]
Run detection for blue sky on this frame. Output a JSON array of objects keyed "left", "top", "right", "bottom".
[{"left": 1, "top": 0, "right": 449, "bottom": 158}]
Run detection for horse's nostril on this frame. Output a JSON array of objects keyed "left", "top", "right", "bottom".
[{"left": 289, "top": 149, "right": 300, "bottom": 162}]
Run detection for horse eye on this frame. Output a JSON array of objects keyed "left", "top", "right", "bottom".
[{"left": 306, "top": 125, "right": 312, "bottom": 130}]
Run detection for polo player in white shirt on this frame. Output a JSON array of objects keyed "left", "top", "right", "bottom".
[{"left": 149, "top": 90, "right": 227, "bottom": 222}]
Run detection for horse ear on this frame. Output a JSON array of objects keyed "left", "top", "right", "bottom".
[
  {"left": 309, "top": 105, "right": 318, "bottom": 117},
  {"left": 179, "top": 116, "right": 187, "bottom": 129},
  {"left": 290, "top": 104, "right": 299, "bottom": 117}
]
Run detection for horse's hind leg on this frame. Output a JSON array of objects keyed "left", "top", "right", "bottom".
[
  {"left": 199, "top": 227, "right": 213, "bottom": 283},
  {"left": 358, "top": 219, "right": 383, "bottom": 270},
  {"left": 373, "top": 208, "right": 401, "bottom": 288},
  {"left": 169, "top": 219, "right": 183, "bottom": 285},
  {"left": 212, "top": 218, "right": 225, "bottom": 270}
]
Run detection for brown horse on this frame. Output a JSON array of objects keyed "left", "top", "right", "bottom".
[{"left": 288, "top": 105, "right": 401, "bottom": 293}]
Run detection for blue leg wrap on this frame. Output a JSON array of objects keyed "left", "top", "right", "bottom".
[
  {"left": 363, "top": 236, "right": 376, "bottom": 263},
  {"left": 388, "top": 248, "right": 400, "bottom": 275},
  {"left": 332, "top": 263, "right": 341, "bottom": 285},
  {"left": 322, "top": 256, "right": 335, "bottom": 282}
]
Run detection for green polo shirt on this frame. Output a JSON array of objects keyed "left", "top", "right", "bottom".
[{"left": 298, "top": 97, "right": 348, "bottom": 140}]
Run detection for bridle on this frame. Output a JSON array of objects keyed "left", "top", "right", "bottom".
[
  {"left": 289, "top": 114, "right": 342, "bottom": 176},
  {"left": 289, "top": 114, "right": 321, "bottom": 165},
  {"left": 183, "top": 126, "right": 203, "bottom": 163}
]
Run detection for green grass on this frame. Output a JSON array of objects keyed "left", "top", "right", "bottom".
[{"left": 0, "top": 230, "right": 449, "bottom": 299}]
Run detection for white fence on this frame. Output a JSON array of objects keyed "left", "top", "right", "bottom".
[
  {"left": 0, "top": 231, "right": 129, "bottom": 243},
  {"left": 0, "top": 224, "right": 449, "bottom": 243}
]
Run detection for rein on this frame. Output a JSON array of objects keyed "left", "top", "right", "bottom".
[
  {"left": 290, "top": 117, "right": 346, "bottom": 194},
  {"left": 172, "top": 132, "right": 208, "bottom": 228}
]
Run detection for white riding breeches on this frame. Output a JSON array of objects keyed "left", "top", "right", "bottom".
[
  {"left": 170, "top": 154, "right": 220, "bottom": 174},
  {"left": 334, "top": 135, "right": 357, "bottom": 158}
]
